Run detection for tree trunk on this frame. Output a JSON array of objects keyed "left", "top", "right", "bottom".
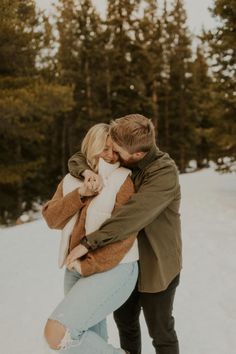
[
  {"left": 179, "top": 75, "right": 186, "bottom": 172},
  {"left": 85, "top": 58, "right": 93, "bottom": 121},
  {"left": 151, "top": 78, "right": 158, "bottom": 133},
  {"left": 164, "top": 84, "right": 170, "bottom": 149},
  {"left": 61, "top": 116, "right": 68, "bottom": 176},
  {"left": 106, "top": 55, "right": 112, "bottom": 112},
  {"left": 16, "top": 143, "right": 23, "bottom": 218},
  {"left": 179, "top": 145, "right": 186, "bottom": 173}
]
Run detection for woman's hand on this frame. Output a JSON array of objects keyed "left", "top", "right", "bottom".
[
  {"left": 78, "top": 181, "right": 97, "bottom": 197},
  {"left": 78, "top": 176, "right": 104, "bottom": 197},
  {"left": 65, "top": 244, "right": 88, "bottom": 266},
  {"left": 82, "top": 170, "right": 104, "bottom": 193}
]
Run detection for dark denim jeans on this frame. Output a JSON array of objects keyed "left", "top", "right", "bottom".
[{"left": 114, "top": 274, "right": 180, "bottom": 354}]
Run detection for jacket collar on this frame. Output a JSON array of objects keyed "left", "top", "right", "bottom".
[{"left": 136, "top": 145, "right": 162, "bottom": 170}]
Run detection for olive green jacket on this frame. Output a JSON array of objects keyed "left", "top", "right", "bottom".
[{"left": 68, "top": 146, "right": 182, "bottom": 292}]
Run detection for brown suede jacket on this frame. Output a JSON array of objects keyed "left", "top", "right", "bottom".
[{"left": 42, "top": 176, "right": 136, "bottom": 276}]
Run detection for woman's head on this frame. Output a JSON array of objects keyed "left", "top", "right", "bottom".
[{"left": 81, "top": 123, "right": 119, "bottom": 171}]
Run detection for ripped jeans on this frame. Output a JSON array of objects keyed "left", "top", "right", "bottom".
[{"left": 48, "top": 262, "right": 138, "bottom": 354}]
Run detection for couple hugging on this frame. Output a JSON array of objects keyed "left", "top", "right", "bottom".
[{"left": 42, "top": 114, "right": 182, "bottom": 354}]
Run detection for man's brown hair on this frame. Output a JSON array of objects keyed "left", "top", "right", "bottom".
[{"left": 110, "top": 114, "right": 156, "bottom": 153}]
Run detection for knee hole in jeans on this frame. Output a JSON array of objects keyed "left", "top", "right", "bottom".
[{"left": 44, "top": 319, "right": 68, "bottom": 350}]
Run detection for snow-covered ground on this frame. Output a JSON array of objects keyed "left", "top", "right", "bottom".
[{"left": 0, "top": 169, "right": 235, "bottom": 354}]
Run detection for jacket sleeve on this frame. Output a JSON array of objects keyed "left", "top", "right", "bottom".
[
  {"left": 80, "top": 176, "right": 137, "bottom": 276},
  {"left": 42, "top": 181, "right": 85, "bottom": 230},
  {"left": 85, "top": 164, "right": 179, "bottom": 248},
  {"left": 68, "top": 151, "right": 91, "bottom": 178}
]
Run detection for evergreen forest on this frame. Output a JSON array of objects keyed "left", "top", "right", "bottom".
[{"left": 0, "top": 0, "right": 235, "bottom": 224}]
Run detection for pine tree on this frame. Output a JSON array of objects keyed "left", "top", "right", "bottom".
[
  {"left": 55, "top": 0, "right": 107, "bottom": 152},
  {"left": 105, "top": 0, "right": 144, "bottom": 117},
  {"left": 163, "top": 0, "right": 195, "bottom": 172},
  {"left": 136, "top": 0, "right": 164, "bottom": 130},
  {"left": 0, "top": 0, "right": 43, "bottom": 222},
  {"left": 0, "top": 0, "right": 75, "bottom": 223},
  {"left": 206, "top": 0, "right": 236, "bottom": 171},
  {"left": 157, "top": 0, "right": 172, "bottom": 151},
  {"left": 191, "top": 46, "right": 214, "bottom": 168},
  {"left": 0, "top": 0, "right": 40, "bottom": 76}
]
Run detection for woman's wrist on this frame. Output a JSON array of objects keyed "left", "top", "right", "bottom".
[
  {"left": 82, "top": 169, "right": 93, "bottom": 179},
  {"left": 78, "top": 186, "right": 86, "bottom": 198},
  {"left": 78, "top": 186, "right": 83, "bottom": 197}
]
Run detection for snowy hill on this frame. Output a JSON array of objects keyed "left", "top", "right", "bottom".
[{"left": 0, "top": 169, "right": 236, "bottom": 354}]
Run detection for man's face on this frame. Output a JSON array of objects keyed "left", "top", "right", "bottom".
[{"left": 111, "top": 140, "right": 145, "bottom": 167}]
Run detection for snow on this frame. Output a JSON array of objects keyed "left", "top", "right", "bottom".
[{"left": 0, "top": 169, "right": 235, "bottom": 354}]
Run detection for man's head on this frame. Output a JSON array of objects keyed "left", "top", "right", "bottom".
[{"left": 110, "top": 114, "right": 156, "bottom": 166}]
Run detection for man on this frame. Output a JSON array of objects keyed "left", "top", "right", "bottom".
[{"left": 68, "top": 114, "right": 182, "bottom": 354}]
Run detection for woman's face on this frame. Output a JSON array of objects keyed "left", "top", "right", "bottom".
[{"left": 98, "top": 136, "right": 119, "bottom": 164}]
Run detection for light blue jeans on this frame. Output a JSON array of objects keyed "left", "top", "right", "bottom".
[
  {"left": 63, "top": 267, "right": 108, "bottom": 342},
  {"left": 49, "top": 262, "right": 138, "bottom": 354}
]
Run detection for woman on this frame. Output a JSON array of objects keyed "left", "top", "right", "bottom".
[{"left": 42, "top": 123, "right": 139, "bottom": 354}]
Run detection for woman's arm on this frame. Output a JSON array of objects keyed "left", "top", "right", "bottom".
[
  {"left": 42, "top": 181, "right": 85, "bottom": 230},
  {"left": 79, "top": 176, "right": 137, "bottom": 276}
]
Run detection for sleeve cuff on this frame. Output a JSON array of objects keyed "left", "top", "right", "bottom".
[
  {"left": 66, "top": 189, "right": 85, "bottom": 208},
  {"left": 80, "top": 236, "right": 97, "bottom": 250}
]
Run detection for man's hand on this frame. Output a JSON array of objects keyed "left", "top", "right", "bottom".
[
  {"left": 82, "top": 169, "right": 104, "bottom": 193},
  {"left": 65, "top": 244, "right": 88, "bottom": 266}
]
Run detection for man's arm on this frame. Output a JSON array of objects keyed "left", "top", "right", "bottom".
[
  {"left": 68, "top": 151, "right": 103, "bottom": 191},
  {"left": 68, "top": 151, "right": 90, "bottom": 178},
  {"left": 83, "top": 164, "right": 179, "bottom": 249}
]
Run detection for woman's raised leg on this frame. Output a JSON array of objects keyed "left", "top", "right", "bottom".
[
  {"left": 64, "top": 268, "right": 108, "bottom": 341},
  {"left": 44, "top": 262, "right": 138, "bottom": 354}
]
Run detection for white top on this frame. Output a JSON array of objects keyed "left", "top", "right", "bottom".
[{"left": 59, "top": 158, "right": 139, "bottom": 268}]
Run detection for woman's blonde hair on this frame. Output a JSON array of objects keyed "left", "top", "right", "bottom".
[{"left": 81, "top": 123, "right": 110, "bottom": 172}]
